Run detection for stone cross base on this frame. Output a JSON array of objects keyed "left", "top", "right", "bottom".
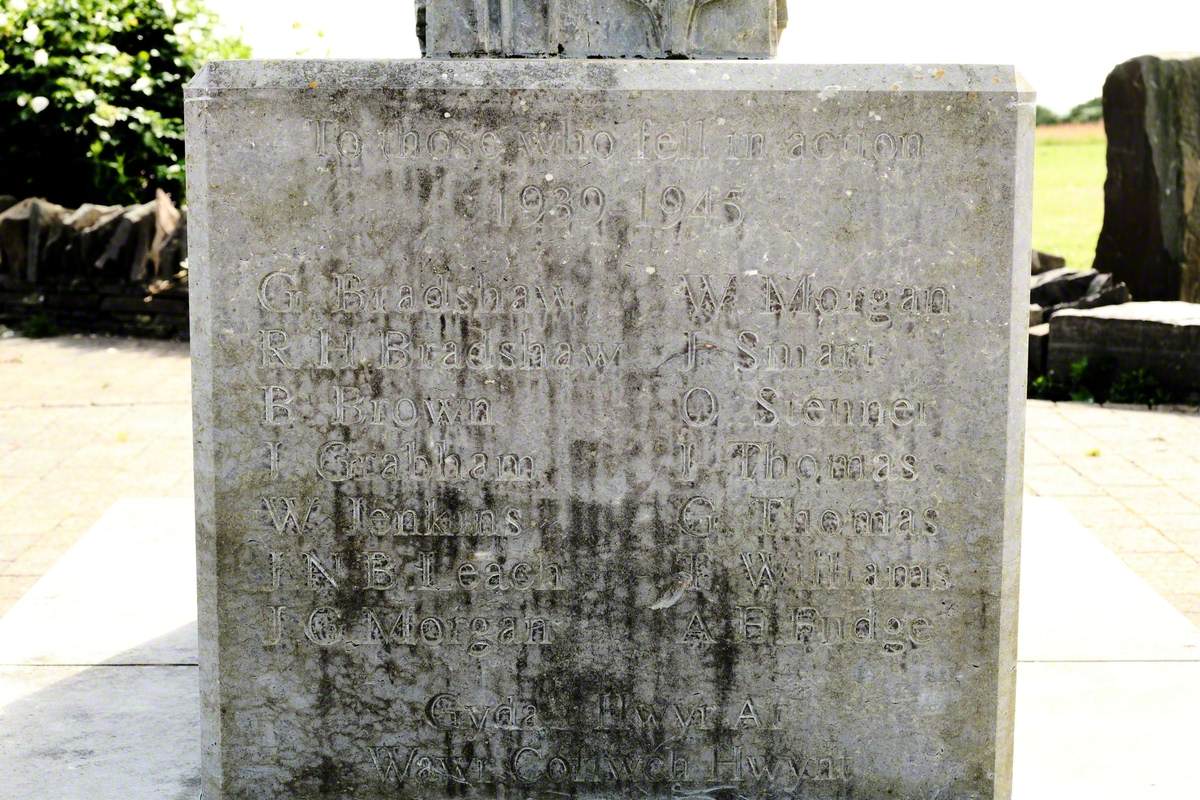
[{"left": 419, "top": 0, "right": 787, "bottom": 58}]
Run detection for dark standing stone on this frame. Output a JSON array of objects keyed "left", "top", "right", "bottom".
[{"left": 1094, "top": 56, "right": 1200, "bottom": 302}]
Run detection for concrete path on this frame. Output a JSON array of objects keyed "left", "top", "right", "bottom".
[{"left": 0, "top": 336, "right": 191, "bottom": 614}]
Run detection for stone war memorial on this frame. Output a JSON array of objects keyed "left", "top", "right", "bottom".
[{"left": 185, "top": 2, "right": 1033, "bottom": 797}]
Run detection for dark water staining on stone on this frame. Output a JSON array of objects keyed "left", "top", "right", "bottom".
[{"left": 190, "top": 60, "right": 1027, "bottom": 800}]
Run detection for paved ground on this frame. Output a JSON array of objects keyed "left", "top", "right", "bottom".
[
  {"left": 1026, "top": 401, "right": 1200, "bottom": 622},
  {"left": 1, "top": 334, "right": 1199, "bottom": 625},
  {"left": 0, "top": 336, "right": 192, "bottom": 614}
]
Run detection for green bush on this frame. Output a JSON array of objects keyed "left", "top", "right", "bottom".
[
  {"left": 1030, "top": 356, "right": 1178, "bottom": 406},
  {"left": 0, "top": 0, "right": 248, "bottom": 206}
]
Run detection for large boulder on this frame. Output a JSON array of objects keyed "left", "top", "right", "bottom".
[{"left": 1093, "top": 56, "right": 1200, "bottom": 302}]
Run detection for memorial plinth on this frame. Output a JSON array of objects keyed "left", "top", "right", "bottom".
[{"left": 186, "top": 60, "right": 1033, "bottom": 800}]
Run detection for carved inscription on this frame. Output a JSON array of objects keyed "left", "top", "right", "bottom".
[{"left": 207, "top": 76, "right": 1016, "bottom": 800}]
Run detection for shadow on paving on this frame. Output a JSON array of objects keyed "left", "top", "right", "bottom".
[{"left": 0, "top": 624, "right": 199, "bottom": 800}]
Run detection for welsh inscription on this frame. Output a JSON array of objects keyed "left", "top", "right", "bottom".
[{"left": 188, "top": 61, "right": 1028, "bottom": 800}]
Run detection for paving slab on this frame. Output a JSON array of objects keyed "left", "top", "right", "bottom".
[
  {"left": 0, "top": 498, "right": 198, "bottom": 800},
  {"left": 1011, "top": 661, "right": 1200, "bottom": 800},
  {"left": 1025, "top": 400, "right": 1200, "bottom": 625},
  {"left": 0, "top": 499, "right": 196, "bottom": 666},
  {"left": 0, "top": 664, "right": 199, "bottom": 800},
  {"left": 1018, "top": 498, "right": 1200, "bottom": 662},
  {"left": 0, "top": 335, "right": 191, "bottom": 618}
]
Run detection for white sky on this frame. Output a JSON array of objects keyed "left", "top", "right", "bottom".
[{"left": 207, "top": 0, "right": 1199, "bottom": 113}]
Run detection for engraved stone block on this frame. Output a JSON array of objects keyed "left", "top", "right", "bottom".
[
  {"left": 186, "top": 60, "right": 1032, "bottom": 800},
  {"left": 418, "top": 0, "right": 787, "bottom": 58}
]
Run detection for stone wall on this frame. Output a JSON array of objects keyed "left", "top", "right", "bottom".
[{"left": 0, "top": 191, "right": 188, "bottom": 337}]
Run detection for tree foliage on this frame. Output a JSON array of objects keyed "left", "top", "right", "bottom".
[
  {"left": 1035, "top": 105, "right": 1061, "bottom": 126},
  {"left": 1036, "top": 97, "right": 1105, "bottom": 127},
  {"left": 0, "top": 0, "right": 248, "bottom": 206},
  {"left": 1066, "top": 97, "right": 1103, "bottom": 124}
]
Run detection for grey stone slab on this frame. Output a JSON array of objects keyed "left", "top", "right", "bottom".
[
  {"left": 1048, "top": 301, "right": 1200, "bottom": 390},
  {"left": 419, "top": 0, "right": 786, "bottom": 59},
  {"left": 185, "top": 60, "right": 1032, "bottom": 800}
]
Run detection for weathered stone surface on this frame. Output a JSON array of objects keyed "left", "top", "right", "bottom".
[
  {"left": 1029, "top": 303, "right": 1045, "bottom": 327},
  {"left": 1048, "top": 301, "right": 1200, "bottom": 391},
  {"left": 1094, "top": 55, "right": 1200, "bottom": 302},
  {"left": 185, "top": 60, "right": 1032, "bottom": 800},
  {"left": 419, "top": 0, "right": 786, "bottom": 59}
]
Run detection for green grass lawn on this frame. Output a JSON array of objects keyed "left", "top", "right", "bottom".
[{"left": 1033, "top": 123, "right": 1107, "bottom": 270}]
